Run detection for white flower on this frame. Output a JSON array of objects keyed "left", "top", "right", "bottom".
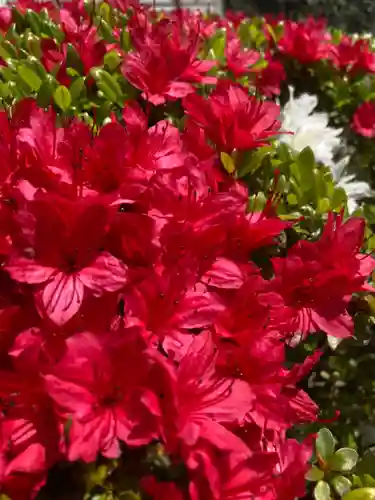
[
  {"left": 330, "top": 156, "right": 372, "bottom": 214},
  {"left": 280, "top": 87, "right": 342, "bottom": 167},
  {"left": 281, "top": 87, "right": 372, "bottom": 213}
]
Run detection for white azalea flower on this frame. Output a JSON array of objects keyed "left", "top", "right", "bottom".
[
  {"left": 280, "top": 87, "right": 372, "bottom": 213},
  {"left": 329, "top": 156, "right": 372, "bottom": 213},
  {"left": 280, "top": 87, "right": 342, "bottom": 167}
]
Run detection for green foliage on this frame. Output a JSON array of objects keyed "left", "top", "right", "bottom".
[{"left": 307, "top": 429, "right": 375, "bottom": 499}]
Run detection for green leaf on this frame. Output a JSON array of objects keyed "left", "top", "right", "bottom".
[
  {"left": 298, "top": 148, "right": 315, "bottom": 170},
  {"left": 287, "top": 193, "right": 299, "bottom": 206},
  {"left": 25, "top": 9, "right": 41, "bottom": 35},
  {"left": 332, "top": 476, "right": 352, "bottom": 497},
  {"left": 99, "top": 1, "right": 112, "bottom": 24},
  {"left": 104, "top": 50, "right": 121, "bottom": 71},
  {"left": 314, "top": 480, "right": 332, "bottom": 500},
  {"left": 277, "top": 142, "right": 292, "bottom": 162},
  {"left": 316, "top": 428, "right": 336, "bottom": 462},
  {"left": 343, "top": 488, "right": 375, "bottom": 500},
  {"left": 237, "top": 146, "right": 272, "bottom": 178},
  {"left": 120, "top": 28, "right": 131, "bottom": 52},
  {"left": 329, "top": 448, "right": 359, "bottom": 472},
  {"left": 91, "top": 68, "right": 122, "bottom": 103},
  {"left": 120, "top": 493, "right": 141, "bottom": 500},
  {"left": 363, "top": 476, "right": 375, "bottom": 488},
  {"left": 317, "top": 197, "right": 331, "bottom": 214},
  {"left": 296, "top": 146, "right": 316, "bottom": 192},
  {"left": 98, "top": 19, "right": 116, "bottom": 42},
  {"left": 36, "top": 81, "right": 53, "bottom": 108},
  {"left": 331, "top": 186, "right": 348, "bottom": 210},
  {"left": 209, "top": 31, "right": 226, "bottom": 60},
  {"left": 221, "top": 152, "right": 235, "bottom": 174},
  {"left": 18, "top": 65, "right": 42, "bottom": 91},
  {"left": 0, "top": 82, "right": 11, "bottom": 98},
  {"left": 53, "top": 85, "right": 71, "bottom": 111},
  {"left": 69, "top": 77, "right": 86, "bottom": 101},
  {"left": 306, "top": 466, "right": 325, "bottom": 482},
  {"left": 0, "top": 41, "right": 13, "bottom": 60}
]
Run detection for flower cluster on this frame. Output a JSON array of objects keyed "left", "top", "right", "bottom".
[
  {"left": 0, "top": 75, "right": 372, "bottom": 500},
  {"left": 0, "top": 2, "right": 373, "bottom": 499}
]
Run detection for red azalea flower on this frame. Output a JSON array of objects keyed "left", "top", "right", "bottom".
[
  {"left": 278, "top": 18, "right": 333, "bottom": 64},
  {"left": 15, "top": 105, "right": 93, "bottom": 197},
  {"left": 44, "top": 329, "right": 166, "bottom": 462},
  {"left": 225, "top": 10, "right": 247, "bottom": 28},
  {"left": 106, "top": 0, "right": 140, "bottom": 11},
  {"left": 270, "top": 438, "right": 313, "bottom": 500},
  {"left": 42, "top": 11, "right": 106, "bottom": 85},
  {"left": 224, "top": 33, "right": 259, "bottom": 78},
  {"left": 0, "top": 368, "right": 61, "bottom": 499},
  {"left": 15, "top": 0, "right": 55, "bottom": 13},
  {"left": 122, "top": 111, "right": 187, "bottom": 175},
  {"left": 6, "top": 194, "right": 127, "bottom": 325},
  {"left": 183, "top": 81, "right": 281, "bottom": 153},
  {"left": 0, "top": 8, "right": 12, "bottom": 32},
  {"left": 141, "top": 476, "right": 184, "bottom": 500},
  {"left": 331, "top": 37, "right": 375, "bottom": 74},
  {"left": 125, "top": 272, "right": 224, "bottom": 340},
  {"left": 123, "top": 25, "right": 216, "bottom": 105},
  {"left": 272, "top": 213, "right": 375, "bottom": 338},
  {"left": 255, "top": 54, "right": 286, "bottom": 97},
  {"left": 185, "top": 436, "right": 277, "bottom": 500},
  {"left": 352, "top": 101, "right": 375, "bottom": 138},
  {"left": 154, "top": 331, "right": 254, "bottom": 452}
]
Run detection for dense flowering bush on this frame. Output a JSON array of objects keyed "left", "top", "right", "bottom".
[{"left": 0, "top": 1, "right": 374, "bottom": 499}]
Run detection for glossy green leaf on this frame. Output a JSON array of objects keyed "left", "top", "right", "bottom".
[
  {"left": 221, "top": 152, "right": 235, "bottom": 174},
  {"left": 25, "top": 9, "right": 41, "bottom": 35},
  {"left": 18, "top": 65, "right": 42, "bottom": 91},
  {"left": 0, "top": 41, "right": 14, "bottom": 60},
  {"left": 237, "top": 146, "right": 272, "bottom": 178},
  {"left": 314, "top": 480, "right": 332, "bottom": 500},
  {"left": 120, "top": 493, "right": 141, "bottom": 500},
  {"left": 332, "top": 476, "right": 352, "bottom": 497},
  {"left": 69, "top": 77, "right": 86, "bottom": 101},
  {"left": 296, "top": 146, "right": 316, "bottom": 191},
  {"left": 104, "top": 50, "right": 121, "bottom": 71},
  {"left": 343, "top": 488, "right": 375, "bottom": 500},
  {"left": 91, "top": 68, "right": 122, "bottom": 103},
  {"left": 99, "top": 1, "right": 112, "bottom": 24},
  {"left": 36, "top": 80, "right": 53, "bottom": 108},
  {"left": 317, "top": 197, "right": 331, "bottom": 213},
  {"left": 316, "top": 428, "right": 336, "bottom": 462},
  {"left": 53, "top": 85, "right": 71, "bottom": 111},
  {"left": 120, "top": 28, "right": 131, "bottom": 52},
  {"left": 306, "top": 466, "right": 325, "bottom": 482},
  {"left": 330, "top": 448, "right": 359, "bottom": 472},
  {"left": 331, "top": 186, "right": 348, "bottom": 210}
]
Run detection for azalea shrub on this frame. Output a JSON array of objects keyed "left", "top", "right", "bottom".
[{"left": 0, "top": 1, "right": 375, "bottom": 500}]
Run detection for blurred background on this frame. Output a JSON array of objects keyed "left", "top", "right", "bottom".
[{"left": 224, "top": 0, "right": 375, "bottom": 34}]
